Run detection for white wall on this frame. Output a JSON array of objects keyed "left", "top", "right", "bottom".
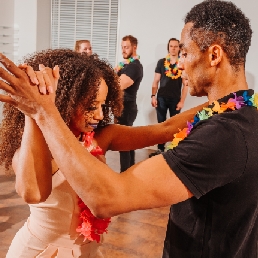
[
  {"left": 0, "top": 0, "right": 15, "bottom": 61},
  {"left": 117, "top": 0, "right": 258, "bottom": 127},
  {"left": 1, "top": 0, "right": 51, "bottom": 62},
  {"left": 0, "top": 0, "right": 51, "bottom": 120},
  {"left": 14, "top": 0, "right": 51, "bottom": 62}
]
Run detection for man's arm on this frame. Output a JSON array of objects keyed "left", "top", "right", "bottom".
[
  {"left": 11, "top": 64, "right": 58, "bottom": 203},
  {"left": 176, "top": 78, "right": 188, "bottom": 110},
  {"left": 94, "top": 101, "right": 207, "bottom": 152},
  {"left": 151, "top": 73, "right": 161, "bottom": 107},
  {"left": 119, "top": 74, "right": 134, "bottom": 90}
]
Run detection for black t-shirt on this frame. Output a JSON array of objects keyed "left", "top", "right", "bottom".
[
  {"left": 117, "top": 59, "right": 143, "bottom": 102},
  {"left": 155, "top": 58, "right": 182, "bottom": 99},
  {"left": 162, "top": 90, "right": 258, "bottom": 257}
]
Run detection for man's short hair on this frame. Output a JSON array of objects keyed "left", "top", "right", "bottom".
[
  {"left": 74, "top": 40, "right": 91, "bottom": 52},
  {"left": 122, "top": 35, "right": 138, "bottom": 46},
  {"left": 185, "top": 0, "right": 252, "bottom": 69},
  {"left": 167, "top": 38, "right": 180, "bottom": 52}
]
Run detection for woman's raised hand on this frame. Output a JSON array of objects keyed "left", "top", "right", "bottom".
[
  {"left": 0, "top": 53, "right": 59, "bottom": 117},
  {"left": 18, "top": 63, "right": 60, "bottom": 96}
]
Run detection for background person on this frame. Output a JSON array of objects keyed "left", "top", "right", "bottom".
[
  {"left": 115, "top": 35, "right": 143, "bottom": 172},
  {"left": 150, "top": 38, "right": 188, "bottom": 157},
  {"left": 74, "top": 39, "right": 92, "bottom": 55}
]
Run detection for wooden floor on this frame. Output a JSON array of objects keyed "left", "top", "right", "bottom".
[{"left": 0, "top": 149, "right": 169, "bottom": 258}]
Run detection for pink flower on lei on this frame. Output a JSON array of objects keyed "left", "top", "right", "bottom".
[
  {"left": 76, "top": 198, "right": 111, "bottom": 243},
  {"left": 76, "top": 131, "right": 111, "bottom": 243}
]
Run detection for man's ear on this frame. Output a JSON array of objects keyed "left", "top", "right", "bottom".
[{"left": 209, "top": 45, "right": 223, "bottom": 66}]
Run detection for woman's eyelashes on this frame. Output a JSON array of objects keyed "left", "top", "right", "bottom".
[{"left": 85, "top": 103, "right": 107, "bottom": 113}]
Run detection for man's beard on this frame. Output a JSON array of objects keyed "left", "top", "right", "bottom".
[{"left": 123, "top": 50, "right": 133, "bottom": 59}]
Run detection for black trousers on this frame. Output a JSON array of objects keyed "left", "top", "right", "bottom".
[
  {"left": 117, "top": 100, "right": 138, "bottom": 172},
  {"left": 156, "top": 96, "right": 180, "bottom": 151}
]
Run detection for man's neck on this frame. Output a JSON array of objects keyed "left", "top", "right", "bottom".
[
  {"left": 169, "top": 54, "right": 178, "bottom": 64},
  {"left": 126, "top": 53, "right": 137, "bottom": 60},
  {"left": 207, "top": 65, "right": 248, "bottom": 104}
]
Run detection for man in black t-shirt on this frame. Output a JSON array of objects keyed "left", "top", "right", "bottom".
[
  {"left": 150, "top": 38, "right": 188, "bottom": 155},
  {"left": 116, "top": 35, "right": 143, "bottom": 172}
]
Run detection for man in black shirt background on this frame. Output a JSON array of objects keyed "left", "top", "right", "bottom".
[
  {"left": 150, "top": 38, "right": 188, "bottom": 156},
  {"left": 116, "top": 35, "right": 143, "bottom": 172}
]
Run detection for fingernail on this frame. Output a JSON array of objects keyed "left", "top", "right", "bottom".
[
  {"left": 47, "top": 86, "right": 54, "bottom": 93},
  {"left": 39, "top": 64, "right": 45, "bottom": 70},
  {"left": 40, "top": 87, "right": 46, "bottom": 95},
  {"left": 33, "top": 77, "right": 39, "bottom": 84}
]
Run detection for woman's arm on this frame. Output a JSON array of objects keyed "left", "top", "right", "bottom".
[
  {"left": 12, "top": 116, "right": 53, "bottom": 203},
  {"left": 94, "top": 102, "right": 207, "bottom": 152},
  {"left": 12, "top": 65, "right": 58, "bottom": 204}
]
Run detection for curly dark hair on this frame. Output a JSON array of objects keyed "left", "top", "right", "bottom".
[
  {"left": 184, "top": 0, "right": 252, "bottom": 68},
  {"left": 0, "top": 49, "right": 123, "bottom": 170}
]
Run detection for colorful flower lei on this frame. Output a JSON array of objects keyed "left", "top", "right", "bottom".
[
  {"left": 167, "top": 91, "right": 258, "bottom": 150},
  {"left": 164, "top": 54, "right": 182, "bottom": 79},
  {"left": 114, "top": 55, "right": 140, "bottom": 73},
  {"left": 76, "top": 131, "right": 111, "bottom": 243}
]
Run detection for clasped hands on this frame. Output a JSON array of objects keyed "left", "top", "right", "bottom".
[{"left": 0, "top": 53, "right": 59, "bottom": 116}]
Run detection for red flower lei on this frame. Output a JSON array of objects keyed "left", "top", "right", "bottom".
[{"left": 76, "top": 132, "right": 111, "bottom": 243}]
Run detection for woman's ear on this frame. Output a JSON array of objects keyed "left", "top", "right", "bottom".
[{"left": 209, "top": 44, "right": 223, "bottom": 67}]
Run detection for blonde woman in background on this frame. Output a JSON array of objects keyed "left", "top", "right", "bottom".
[{"left": 74, "top": 40, "right": 92, "bottom": 55}]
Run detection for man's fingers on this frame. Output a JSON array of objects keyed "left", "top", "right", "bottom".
[
  {"left": 0, "top": 67, "right": 18, "bottom": 89},
  {"left": 35, "top": 71, "right": 47, "bottom": 95},
  {"left": 0, "top": 78, "right": 16, "bottom": 95},
  {"left": 0, "top": 53, "right": 25, "bottom": 78},
  {"left": 0, "top": 94, "right": 18, "bottom": 106}
]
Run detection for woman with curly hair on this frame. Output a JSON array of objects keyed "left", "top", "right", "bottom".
[{"left": 2, "top": 49, "right": 123, "bottom": 257}]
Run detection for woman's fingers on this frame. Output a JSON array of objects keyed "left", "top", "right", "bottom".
[
  {"left": 39, "top": 64, "right": 54, "bottom": 94},
  {"left": 53, "top": 65, "right": 60, "bottom": 79},
  {"left": 18, "top": 63, "right": 39, "bottom": 85},
  {"left": 34, "top": 71, "right": 47, "bottom": 95},
  {"left": 52, "top": 65, "right": 60, "bottom": 92}
]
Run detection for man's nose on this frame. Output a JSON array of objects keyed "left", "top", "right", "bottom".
[{"left": 178, "top": 56, "right": 184, "bottom": 70}]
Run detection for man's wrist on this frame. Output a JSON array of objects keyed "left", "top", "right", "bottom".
[{"left": 151, "top": 94, "right": 156, "bottom": 98}]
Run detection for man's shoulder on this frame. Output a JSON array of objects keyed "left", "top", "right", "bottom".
[
  {"left": 156, "top": 58, "right": 166, "bottom": 69},
  {"left": 131, "top": 59, "right": 143, "bottom": 68},
  {"left": 157, "top": 58, "right": 165, "bottom": 64},
  {"left": 192, "top": 106, "right": 258, "bottom": 136},
  {"left": 127, "top": 60, "right": 143, "bottom": 72}
]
